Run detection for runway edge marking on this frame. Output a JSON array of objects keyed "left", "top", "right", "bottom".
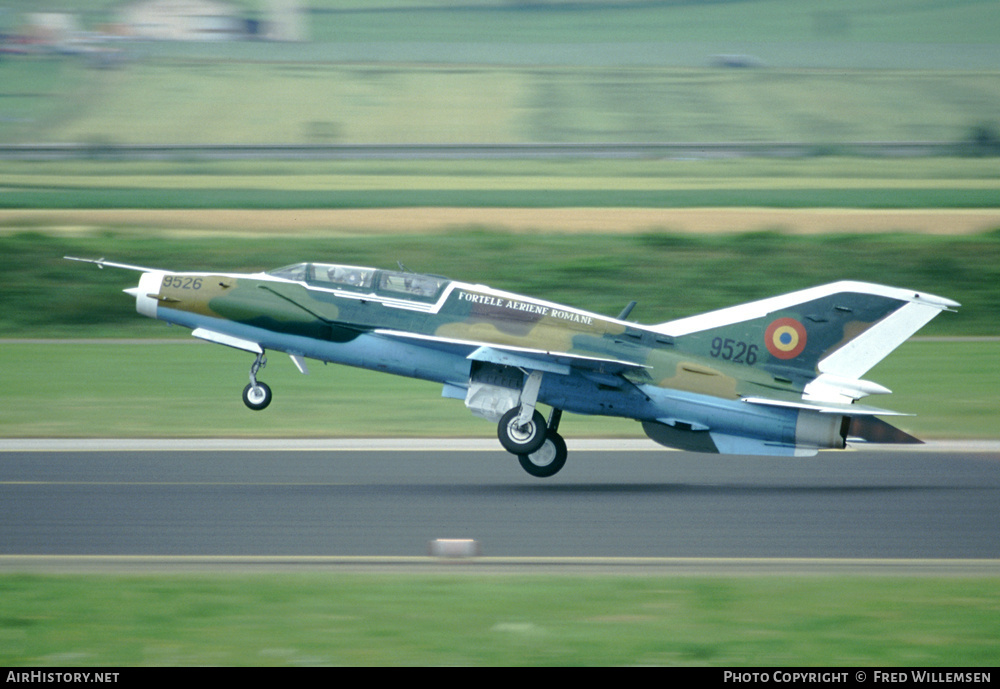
[{"left": 2, "top": 555, "right": 1000, "bottom": 576}]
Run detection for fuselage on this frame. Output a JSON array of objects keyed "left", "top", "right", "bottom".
[{"left": 128, "top": 262, "right": 851, "bottom": 455}]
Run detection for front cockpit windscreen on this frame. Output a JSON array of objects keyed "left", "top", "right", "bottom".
[{"left": 267, "top": 263, "right": 309, "bottom": 281}]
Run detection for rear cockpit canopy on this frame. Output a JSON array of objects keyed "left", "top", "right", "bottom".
[{"left": 268, "top": 262, "right": 449, "bottom": 302}]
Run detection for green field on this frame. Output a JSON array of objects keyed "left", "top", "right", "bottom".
[
  {"left": 1, "top": 337, "right": 996, "bottom": 440},
  {"left": 4, "top": 226, "right": 999, "bottom": 336},
  {"left": 20, "top": 0, "right": 1000, "bottom": 47},
  {"left": 6, "top": 61, "right": 998, "bottom": 146},
  {"left": 4, "top": 157, "right": 1000, "bottom": 209},
  {"left": 2, "top": 573, "right": 998, "bottom": 666},
  {"left": 3, "top": 0, "right": 999, "bottom": 145}
]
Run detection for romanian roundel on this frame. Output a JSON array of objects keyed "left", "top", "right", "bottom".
[{"left": 764, "top": 317, "right": 807, "bottom": 360}]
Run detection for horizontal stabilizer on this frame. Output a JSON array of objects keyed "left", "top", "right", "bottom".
[
  {"left": 741, "top": 396, "right": 909, "bottom": 417},
  {"left": 847, "top": 416, "right": 922, "bottom": 445}
]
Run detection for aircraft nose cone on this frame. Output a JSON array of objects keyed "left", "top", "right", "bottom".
[{"left": 124, "top": 287, "right": 140, "bottom": 297}]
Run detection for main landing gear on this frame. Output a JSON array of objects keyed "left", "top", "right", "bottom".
[
  {"left": 487, "top": 369, "right": 568, "bottom": 478},
  {"left": 510, "top": 408, "right": 568, "bottom": 479},
  {"left": 242, "top": 350, "right": 272, "bottom": 411},
  {"left": 518, "top": 429, "right": 567, "bottom": 478},
  {"left": 498, "top": 406, "right": 547, "bottom": 455}
]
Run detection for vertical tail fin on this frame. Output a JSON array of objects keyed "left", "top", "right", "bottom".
[{"left": 650, "top": 281, "right": 958, "bottom": 397}]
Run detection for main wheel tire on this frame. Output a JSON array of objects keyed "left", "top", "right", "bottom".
[
  {"left": 498, "top": 407, "right": 547, "bottom": 455},
  {"left": 242, "top": 382, "right": 272, "bottom": 411},
  {"left": 518, "top": 430, "right": 567, "bottom": 478}
]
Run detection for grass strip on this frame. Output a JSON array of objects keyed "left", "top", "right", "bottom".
[
  {"left": 3, "top": 230, "right": 997, "bottom": 336},
  {"left": 1, "top": 340, "right": 995, "bottom": 439},
  {"left": 4, "top": 186, "right": 1000, "bottom": 210},
  {"left": 2, "top": 573, "right": 998, "bottom": 666}
]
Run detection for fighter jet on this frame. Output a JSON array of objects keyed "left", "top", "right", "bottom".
[{"left": 67, "top": 256, "right": 958, "bottom": 477}]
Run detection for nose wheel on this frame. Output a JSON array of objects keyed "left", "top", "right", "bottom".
[
  {"left": 242, "top": 351, "right": 272, "bottom": 411},
  {"left": 243, "top": 381, "right": 272, "bottom": 410}
]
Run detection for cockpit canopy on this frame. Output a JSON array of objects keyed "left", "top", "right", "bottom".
[{"left": 268, "top": 263, "right": 449, "bottom": 302}]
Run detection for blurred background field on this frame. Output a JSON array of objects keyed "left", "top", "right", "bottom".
[
  {"left": 8, "top": 61, "right": 1000, "bottom": 146},
  {"left": 3, "top": 157, "right": 1000, "bottom": 208},
  {"left": 2, "top": 226, "right": 998, "bottom": 336},
  {"left": 2, "top": 0, "right": 999, "bottom": 145}
]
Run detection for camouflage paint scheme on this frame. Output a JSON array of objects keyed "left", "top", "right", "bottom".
[{"left": 69, "top": 257, "right": 959, "bottom": 473}]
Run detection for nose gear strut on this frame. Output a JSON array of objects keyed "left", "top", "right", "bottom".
[{"left": 242, "top": 350, "right": 272, "bottom": 410}]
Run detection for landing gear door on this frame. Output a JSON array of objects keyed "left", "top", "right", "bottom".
[{"left": 463, "top": 362, "right": 523, "bottom": 423}]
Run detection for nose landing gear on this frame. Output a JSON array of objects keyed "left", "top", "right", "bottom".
[{"left": 242, "top": 350, "right": 272, "bottom": 411}]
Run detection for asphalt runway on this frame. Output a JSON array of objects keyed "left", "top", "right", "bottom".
[{"left": 2, "top": 441, "right": 999, "bottom": 571}]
